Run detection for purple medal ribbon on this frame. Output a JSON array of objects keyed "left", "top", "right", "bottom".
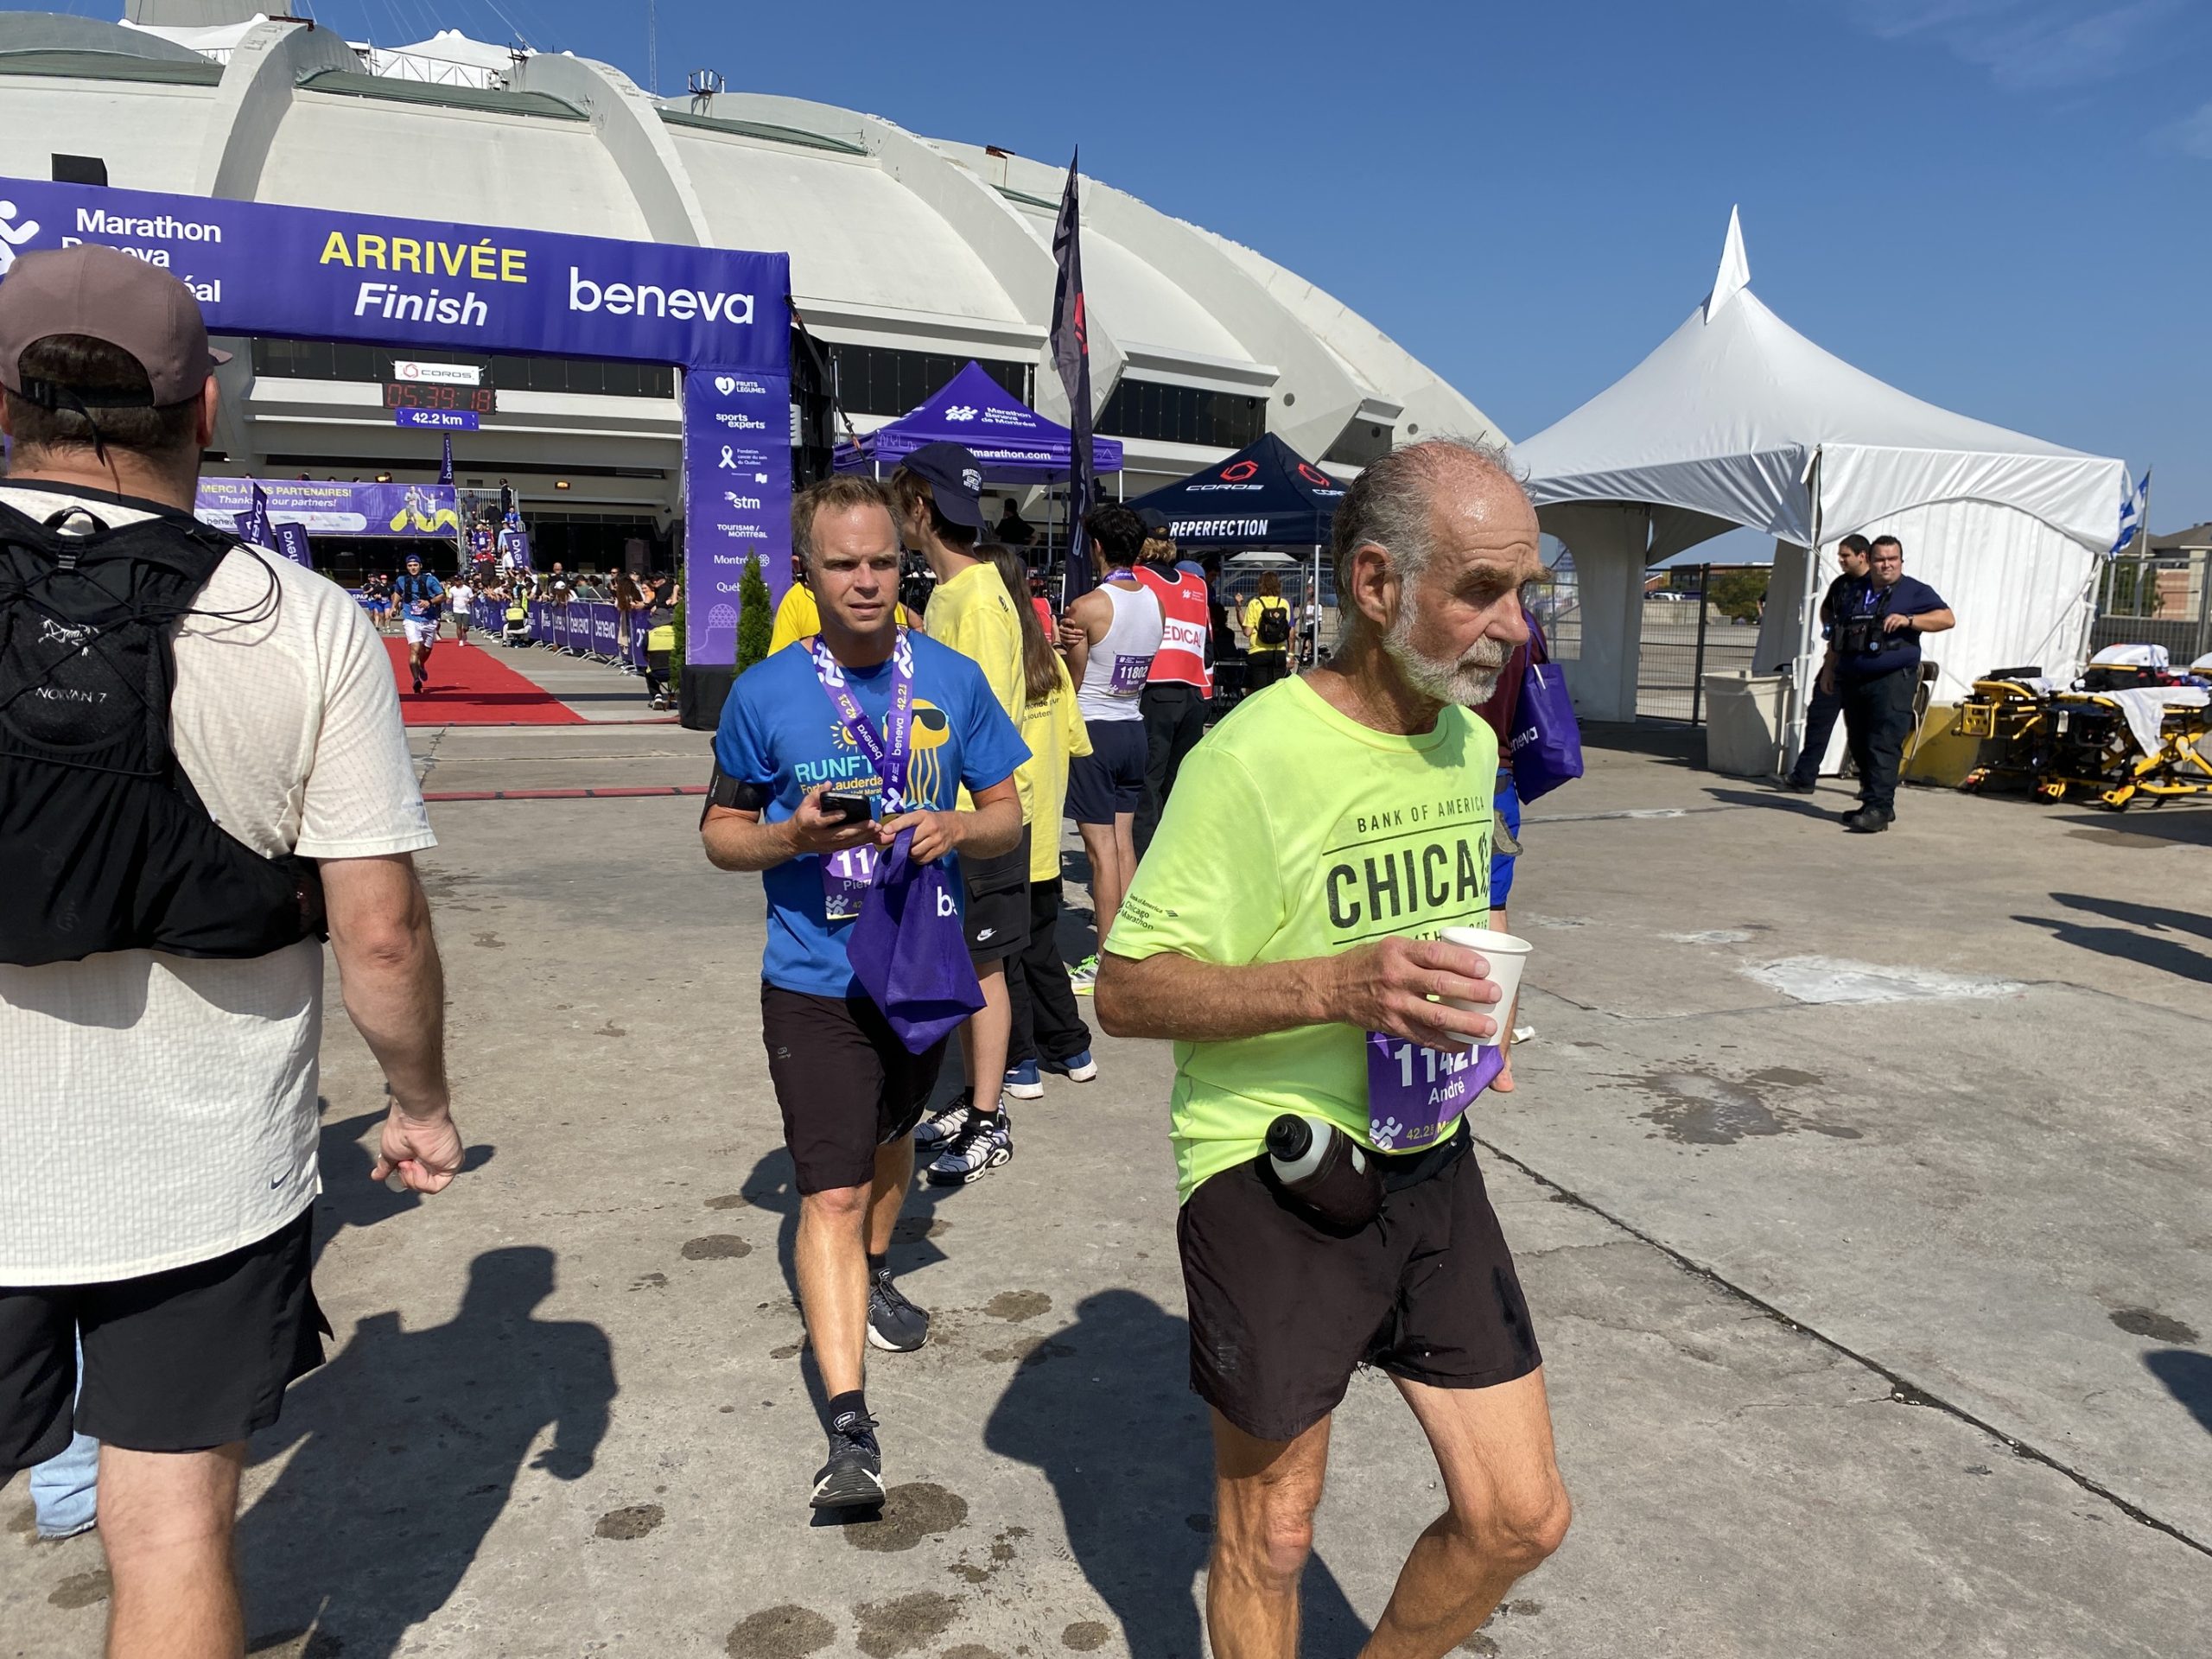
[{"left": 810, "top": 631, "right": 916, "bottom": 811}]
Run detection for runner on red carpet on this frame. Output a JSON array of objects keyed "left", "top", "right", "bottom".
[{"left": 394, "top": 552, "right": 445, "bottom": 695}]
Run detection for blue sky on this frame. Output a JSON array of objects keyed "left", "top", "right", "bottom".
[{"left": 291, "top": 3, "right": 2207, "bottom": 533}]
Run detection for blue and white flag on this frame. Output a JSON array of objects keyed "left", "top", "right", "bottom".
[{"left": 2110, "top": 470, "right": 2150, "bottom": 557}]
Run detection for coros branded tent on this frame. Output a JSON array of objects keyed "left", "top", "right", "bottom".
[
  {"left": 1125, "top": 432, "right": 1345, "bottom": 547},
  {"left": 834, "top": 359, "right": 1122, "bottom": 482},
  {"left": 1515, "top": 210, "right": 2127, "bottom": 766}
]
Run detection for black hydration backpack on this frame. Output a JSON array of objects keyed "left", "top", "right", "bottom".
[
  {"left": 1255, "top": 600, "right": 1291, "bottom": 646},
  {"left": 0, "top": 496, "right": 327, "bottom": 966}
]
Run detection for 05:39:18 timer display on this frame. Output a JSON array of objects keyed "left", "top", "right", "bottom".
[{"left": 382, "top": 383, "right": 498, "bottom": 413}]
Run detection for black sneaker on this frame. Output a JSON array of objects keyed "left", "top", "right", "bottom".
[
  {"left": 1841, "top": 808, "right": 1891, "bottom": 834},
  {"left": 867, "top": 1271, "right": 929, "bottom": 1352},
  {"left": 810, "top": 1409, "right": 885, "bottom": 1510},
  {"left": 1781, "top": 774, "right": 1817, "bottom": 792}
]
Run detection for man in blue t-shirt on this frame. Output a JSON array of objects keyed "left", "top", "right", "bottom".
[
  {"left": 393, "top": 551, "right": 445, "bottom": 695},
  {"left": 1835, "top": 534, "right": 1953, "bottom": 832},
  {"left": 701, "top": 475, "right": 1027, "bottom": 1516}
]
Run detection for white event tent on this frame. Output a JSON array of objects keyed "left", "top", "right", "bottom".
[{"left": 1516, "top": 211, "right": 2126, "bottom": 767}]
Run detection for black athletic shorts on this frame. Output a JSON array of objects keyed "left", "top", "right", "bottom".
[
  {"left": 1066, "top": 719, "right": 1147, "bottom": 824},
  {"left": 761, "top": 982, "right": 948, "bottom": 1194},
  {"left": 1178, "top": 1123, "right": 1541, "bottom": 1442},
  {"left": 0, "top": 1208, "right": 327, "bottom": 1471},
  {"left": 960, "top": 827, "right": 1031, "bottom": 965}
]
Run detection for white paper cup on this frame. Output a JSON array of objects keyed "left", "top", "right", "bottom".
[{"left": 1440, "top": 927, "right": 1534, "bottom": 1047}]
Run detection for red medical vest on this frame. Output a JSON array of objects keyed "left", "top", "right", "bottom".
[{"left": 1135, "top": 564, "right": 1212, "bottom": 696}]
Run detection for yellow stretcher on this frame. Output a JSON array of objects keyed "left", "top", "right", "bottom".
[{"left": 1958, "top": 654, "right": 2212, "bottom": 811}]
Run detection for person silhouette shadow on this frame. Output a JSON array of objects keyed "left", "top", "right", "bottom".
[
  {"left": 983, "top": 1288, "right": 1369, "bottom": 1658},
  {"left": 237, "top": 1247, "right": 613, "bottom": 1657},
  {"left": 310, "top": 1104, "right": 495, "bottom": 1270}
]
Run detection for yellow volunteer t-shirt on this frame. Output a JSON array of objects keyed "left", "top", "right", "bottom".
[
  {"left": 925, "top": 560, "right": 1032, "bottom": 818},
  {"left": 768, "top": 582, "right": 909, "bottom": 657},
  {"left": 1017, "top": 656, "right": 1092, "bottom": 884},
  {"left": 1107, "top": 675, "right": 1497, "bottom": 1203},
  {"left": 1243, "top": 595, "right": 1292, "bottom": 653}
]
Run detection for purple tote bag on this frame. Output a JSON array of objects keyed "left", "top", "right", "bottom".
[
  {"left": 1507, "top": 616, "right": 1584, "bottom": 804},
  {"left": 846, "top": 827, "right": 984, "bottom": 1054}
]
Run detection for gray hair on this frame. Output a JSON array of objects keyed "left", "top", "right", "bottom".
[{"left": 1329, "top": 435, "right": 1524, "bottom": 601}]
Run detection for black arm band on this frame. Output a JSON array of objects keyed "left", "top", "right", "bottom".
[{"left": 703, "top": 768, "right": 769, "bottom": 823}]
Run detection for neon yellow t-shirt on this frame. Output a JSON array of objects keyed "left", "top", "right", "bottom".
[
  {"left": 1107, "top": 675, "right": 1497, "bottom": 1203},
  {"left": 925, "top": 561, "right": 1032, "bottom": 818},
  {"left": 1017, "top": 656, "right": 1092, "bottom": 883},
  {"left": 767, "top": 582, "right": 909, "bottom": 658},
  {"left": 1243, "top": 595, "right": 1292, "bottom": 653}
]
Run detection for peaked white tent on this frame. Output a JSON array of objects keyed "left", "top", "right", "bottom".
[{"left": 1516, "top": 210, "right": 2127, "bottom": 766}]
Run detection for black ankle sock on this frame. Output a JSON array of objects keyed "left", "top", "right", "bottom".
[
  {"left": 827, "top": 1389, "right": 868, "bottom": 1431},
  {"left": 867, "top": 1252, "right": 887, "bottom": 1278}
]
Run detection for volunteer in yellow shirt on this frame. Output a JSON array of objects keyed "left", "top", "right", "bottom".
[
  {"left": 888, "top": 443, "right": 1028, "bottom": 1186},
  {"left": 979, "top": 546, "right": 1099, "bottom": 1100},
  {"left": 1093, "top": 440, "right": 1569, "bottom": 1652}
]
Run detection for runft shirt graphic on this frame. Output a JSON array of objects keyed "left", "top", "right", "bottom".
[{"left": 1107, "top": 676, "right": 1497, "bottom": 1201}]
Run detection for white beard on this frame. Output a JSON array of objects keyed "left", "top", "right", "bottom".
[{"left": 1383, "top": 602, "right": 1508, "bottom": 707}]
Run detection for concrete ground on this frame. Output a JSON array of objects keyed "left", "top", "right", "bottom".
[{"left": 4, "top": 705, "right": 2209, "bottom": 1658}]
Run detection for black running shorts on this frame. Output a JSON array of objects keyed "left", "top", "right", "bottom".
[
  {"left": 760, "top": 982, "right": 948, "bottom": 1194},
  {"left": 1177, "top": 1126, "right": 1541, "bottom": 1442},
  {"left": 1066, "top": 720, "right": 1147, "bottom": 824},
  {"left": 0, "top": 1208, "right": 327, "bottom": 1471},
  {"left": 960, "top": 827, "right": 1031, "bottom": 965}
]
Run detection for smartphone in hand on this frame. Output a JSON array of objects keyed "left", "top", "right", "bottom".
[{"left": 822, "top": 791, "right": 872, "bottom": 825}]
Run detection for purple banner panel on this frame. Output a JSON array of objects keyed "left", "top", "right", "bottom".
[
  {"left": 196, "top": 477, "right": 461, "bottom": 540},
  {"left": 683, "top": 365, "right": 791, "bottom": 666}
]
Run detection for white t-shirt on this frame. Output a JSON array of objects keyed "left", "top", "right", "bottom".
[
  {"left": 0, "top": 482, "right": 435, "bottom": 1285},
  {"left": 448, "top": 582, "right": 474, "bottom": 610}
]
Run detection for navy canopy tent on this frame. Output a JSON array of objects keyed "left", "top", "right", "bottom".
[
  {"left": 834, "top": 359, "right": 1123, "bottom": 482},
  {"left": 1126, "top": 433, "right": 1346, "bottom": 546}
]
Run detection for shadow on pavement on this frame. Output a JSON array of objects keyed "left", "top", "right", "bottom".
[
  {"left": 1702, "top": 785, "right": 1840, "bottom": 823},
  {"left": 313, "top": 1106, "right": 496, "bottom": 1269},
  {"left": 238, "top": 1247, "right": 613, "bottom": 1659},
  {"left": 2144, "top": 1350, "right": 2212, "bottom": 1438},
  {"left": 2051, "top": 893, "right": 2212, "bottom": 943},
  {"left": 2053, "top": 808, "right": 2212, "bottom": 849},
  {"left": 984, "top": 1288, "right": 1370, "bottom": 1659},
  {"left": 1577, "top": 720, "right": 1704, "bottom": 769},
  {"left": 2010, "top": 913, "right": 2212, "bottom": 986}
]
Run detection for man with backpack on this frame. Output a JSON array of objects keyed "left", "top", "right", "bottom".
[
  {"left": 0, "top": 246, "right": 462, "bottom": 1659},
  {"left": 394, "top": 550, "right": 445, "bottom": 695}
]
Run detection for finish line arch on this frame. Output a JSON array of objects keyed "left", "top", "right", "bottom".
[{"left": 0, "top": 175, "right": 791, "bottom": 727}]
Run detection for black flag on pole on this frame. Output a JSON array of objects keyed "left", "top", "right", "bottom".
[{"left": 1051, "top": 150, "right": 1096, "bottom": 610}]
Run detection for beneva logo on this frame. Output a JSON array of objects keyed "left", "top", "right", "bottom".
[{"left": 569, "top": 267, "right": 753, "bottom": 324}]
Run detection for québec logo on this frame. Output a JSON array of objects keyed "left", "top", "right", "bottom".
[
  {"left": 944, "top": 405, "right": 978, "bottom": 423},
  {"left": 0, "top": 200, "right": 43, "bottom": 276}
]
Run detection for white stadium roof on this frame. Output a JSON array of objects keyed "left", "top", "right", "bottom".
[{"left": 0, "top": 9, "right": 1503, "bottom": 521}]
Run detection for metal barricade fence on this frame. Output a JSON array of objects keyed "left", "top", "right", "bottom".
[{"left": 2092, "top": 549, "right": 2210, "bottom": 666}]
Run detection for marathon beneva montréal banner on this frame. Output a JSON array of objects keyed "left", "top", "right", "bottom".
[{"left": 0, "top": 177, "right": 791, "bottom": 666}]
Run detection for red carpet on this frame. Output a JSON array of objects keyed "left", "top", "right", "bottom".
[{"left": 383, "top": 639, "right": 584, "bottom": 726}]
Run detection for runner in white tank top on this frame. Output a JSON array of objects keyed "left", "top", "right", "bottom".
[{"left": 1075, "top": 580, "right": 1163, "bottom": 721}]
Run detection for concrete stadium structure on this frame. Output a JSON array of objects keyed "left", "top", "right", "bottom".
[{"left": 0, "top": 6, "right": 1502, "bottom": 568}]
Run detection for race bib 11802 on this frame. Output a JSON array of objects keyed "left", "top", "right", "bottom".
[
  {"left": 822, "top": 843, "right": 879, "bottom": 922},
  {"left": 1363, "top": 1033, "right": 1503, "bottom": 1152}
]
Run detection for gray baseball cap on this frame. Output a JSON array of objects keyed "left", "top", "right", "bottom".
[{"left": 0, "top": 244, "right": 230, "bottom": 408}]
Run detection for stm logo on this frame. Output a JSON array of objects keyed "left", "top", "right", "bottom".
[
  {"left": 723, "top": 492, "right": 762, "bottom": 511},
  {"left": 944, "top": 405, "right": 978, "bottom": 422}
]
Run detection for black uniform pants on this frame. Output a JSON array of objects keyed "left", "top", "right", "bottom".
[
  {"left": 1789, "top": 677, "right": 1845, "bottom": 785},
  {"left": 1840, "top": 667, "right": 1916, "bottom": 815},
  {"left": 1135, "top": 682, "right": 1209, "bottom": 858},
  {"left": 1007, "top": 879, "right": 1091, "bottom": 1068}
]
